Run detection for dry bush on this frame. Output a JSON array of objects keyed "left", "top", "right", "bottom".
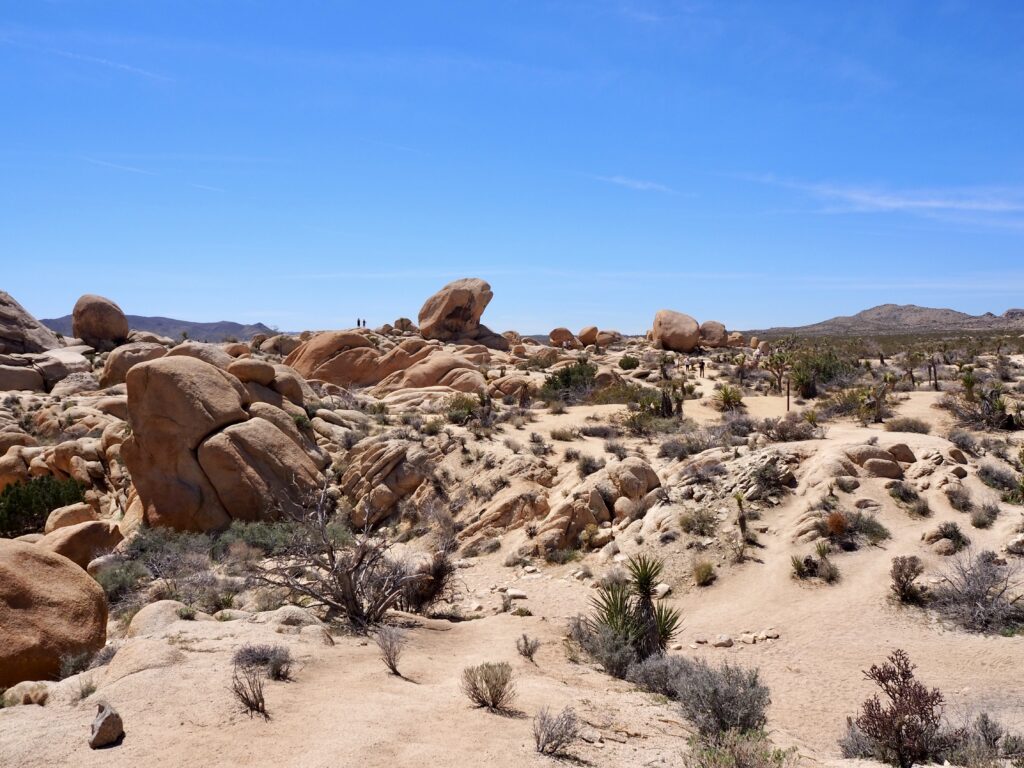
[
  {"left": 231, "top": 663, "right": 268, "bottom": 719},
  {"left": 516, "top": 633, "right": 540, "bottom": 662},
  {"left": 885, "top": 417, "right": 932, "bottom": 434},
  {"left": 232, "top": 643, "right": 293, "bottom": 681},
  {"left": 890, "top": 556, "right": 926, "bottom": 605},
  {"left": 625, "top": 653, "right": 695, "bottom": 698},
  {"left": 461, "top": 662, "right": 516, "bottom": 712},
  {"left": 674, "top": 659, "right": 770, "bottom": 739},
  {"left": 945, "top": 485, "right": 974, "bottom": 512},
  {"left": 931, "top": 550, "right": 1023, "bottom": 633},
  {"left": 533, "top": 706, "right": 579, "bottom": 756},
  {"left": 853, "top": 649, "right": 959, "bottom": 768},
  {"left": 948, "top": 429, "right": 980, "bottom": 456},
  {"left": 375, "top": 626, "right": 407, "bottom": 676},
  {"left": 680, "top": 508, "right": 718, "bottom": 537},
  {"left": 970, "top": 501, "right": 999, "bottom": 529}
]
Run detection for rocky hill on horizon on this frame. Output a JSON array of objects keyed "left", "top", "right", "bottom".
[
  {"left": 747, "top": 303, "right": 1024, "bottom": 337},
  {"left": 40, "top": 314, "right": 274, "bottom": 343}
]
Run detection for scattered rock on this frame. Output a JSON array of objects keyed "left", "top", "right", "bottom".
[{"left": 89, "top": 702, "right": 124, "bottom": 749}]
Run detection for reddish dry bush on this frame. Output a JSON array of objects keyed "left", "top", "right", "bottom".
[{"left": 826, "top": 511, "right": 849, "bottom": 538}]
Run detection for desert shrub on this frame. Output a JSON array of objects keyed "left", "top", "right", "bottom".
[
  {"left": 816, "top": 509, "right": 889, "bottom": 550},
  {"left": 233, "top": 643, "right": 293, "bottom": 681},
  {"left": 88, "top": 643, "right": 120, "bottom": 670},
  {"left": 445, "top": 393, "right": 481, "bottom": 425},
  {"left": 693, "top": 559, "right": 716, "bottom": 586},
  {"left": 421, "top": 418, "right": 443, "bottom": 436},
  {"left": 533, "top": 706, "right": 579, "bottom": 756},
  {"left": 685, "top": 460, "right": 727, "bottom": 485},
  {"left": 231, "top": 663, "right": 268, "bottom": 719},
  {"left": 461, "top": 662, "right": 516, "bottom": 712},
  {"left": 516, "top": 633, "right": 540, "bottom": 662},
  {"left": 760, "top": 412, "right": 822, "bottom": 442},
  {"left": 563, "top": 447, "right": 580, "bottom": 462},
  {"left": 96, "top": 560, "right": 150, "bottom": 604},
  {"left": 751, "top": 461, "right": 788, "bottom": 496},
  {"left": 550, "top": 427, "right": 577, "bottom": 441},
  {"left": 948, "top": 429, "right": 980, "bottom": 456},
  {"left": 686, "top": 729, "right": 797, "bottom": 768},
  {"left": 680, "top": 508, "right": 717, "bottom": 537},
  {"left": 212, "top": 520, "right": 302, "bottom": 559},
  {"left": 0, "top": 476, "right": 84, "bottom": 537},
  {"left": 580, "top": 423, "right": 618, "bottom": 439},
  {"left": 675, "top": 659, "right": 771, "bottom": 739},
  {"left": 577, "top": 454, "right": 605, "bottom": 478},
  {"left": 374, "top": 626, "right": 407, "bottom": 676},
  {"left": 712, "top": 384, "right": 744, "bottom": 412},
  {"left": 658, "top": 431, "right": 717, "bottom": 461},
  {"left": 852, "top": 649, "right": 958, "bottom": 768},
  {"left": 970, "top": 502, "right": 999, "bottom": 529},
  {"left": 889, "top": 481, "right": 919, "bottom": 505},
  {"left": 885, "top": 417, "right": 932, "bottom": 434},
  {"left": 569, "top": 620, "right": 636, "bottom": 678},
  {"left": 891, "top": 556, "right": 926, "bottom": 604},
  {"left": 626, "top": 653, "right": 696, "bottom": 698},
  {"left": 938, "top": 386, "right": 1019, "bottom": 431},
  {"left": 931, "top": 550, "right": 1023, "bottom": 633},
  {"left": 721, "top": 413, "right": 758, "bottom": 437},
  {"left": 618, "top": 355, "right": 640, "bottom": 370},
  {"left": 540, "top": 359, "right": 597, "bottom": 403},
  {"left": 909, "top": 498, "right": 932, "bottom": 517},
  {"left": 944, "top": 485, "right": 974, "bottom": 512},
  {"left": 604, "top": 440, "right": 628, "bottom": 459},
  {"left": 59, "top": 651, "right": 93, "bottom": 680},
  {"left": 936, "top": 521, "right": 970, "bottom": 552},
  {"left": 978, "top": 462, "right": 1019, "bottom": 493}
]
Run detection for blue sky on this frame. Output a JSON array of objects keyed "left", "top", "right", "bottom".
[{"left": 2, "top": 1, "right": 1023, "bottom": 334}]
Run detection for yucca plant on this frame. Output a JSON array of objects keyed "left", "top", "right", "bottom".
[{"left": 586, "top": 554, "right": 680, "bottom": 662}]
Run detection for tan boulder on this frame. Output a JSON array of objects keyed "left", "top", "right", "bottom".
[
  {"left": 549, "top": 328, "right": 581, "bottom": 349},
  {"left": 596, "top": 330, "right": 621, "bottom": 347},
  {"left": 72, "top": 294, "right": 129, "bottom": 350},
  {"left": 0, "top": 365, "right": 44, "bottom": 392},
  {"left": 166, "top": 340, "right": 234, "bottom": 369},
  {"left": 222, "top": 342, "right": 250, "bottom": 357},
  {"left": 122, "top": 356, "right": 248, "bottom": 531},
  {"left": 418, "top": 278, "right": 507, "bottom": 349},
  {"left": 698, "top": 320, "right": 728, "bottom": 348},
  {"left": 99, "top": 342, "right": 167, "bottom": 387},
  {"left": 844, "top": 445, "right": 896, "bottom": 466},
  {"left": 227, "top": 358, "right": 276, "bottom": 386},
  {"left": 727, "top": 331, "right": 746, "bottom": 347},
  {"left": 371, "top": 352, "right": 486, "bottom": 395},
  {"left": 259, "top": 334, "right": 302, "bottom": 356},
  {"left": 37, "top": 520, "right": 123, "bottom": 569},
  {"left": 197, "top": 417, "right": 322, "bottom": 522},
  {"left": 0, "top": 291, "right": 61, "bottom": 354},
  {"left": 652, "top": 310, "right": 700, "bottom": 352},
  {"left": 0, "top": 539, "right": 107, "bottom": 687},
  {"left": 44, "top": 502, "right": 98, "bottom": 533},
  {"left": 863, "top": 458, "right": 903, "bottom": 479},
  {"left": 578, "top": 326, "right": 599, "bottom": 346}
]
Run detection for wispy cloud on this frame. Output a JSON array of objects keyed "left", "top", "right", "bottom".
[
  {"left": 592, "top": 174, "right": 676, "bottom": 193},
  {"left": 82, "top": 157, "right": 158, "bottom": 176},
  {"left": 742, "top": 173, "right": 1024, "bottom": 226},
  {"left": 0, "top": 36, "right": 173, "bottom": 82}
]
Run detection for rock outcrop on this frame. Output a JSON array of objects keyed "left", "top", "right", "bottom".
[
  {"left": 418, "top": 278, "right": 508, "bottom": 350},
  {"left": 72, "top": 294, "right": 129, "bottom": 350},
  {"left": 652, "top": 310, "right": 700, "bottom": 353},
  {"left": 0, "top": 539, "right": 108, "bottom": 687},
  {"left": 122, "top": 356, "right": 323, "bottom": 532},
  {"left": 0, "top": 291, "right": 60, "bottom": 354},
  {"left": 699, "top": 320, "right": 728, "bottom": 348}
]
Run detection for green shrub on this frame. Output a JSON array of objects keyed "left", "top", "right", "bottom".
[
  {"left": 445, "top": 393, "right": 481, "bottom": 425},
  {"left": 618, "top": 355, "right": 640, "bottom": 370},
  {"left": 540, "top": 359, "right": 597, "bottom": 403},
  {"left": 675, "top": 659, "right": 771, "bottom": 738},
  {"left": 0, "top": 476, "right": 84, "bottom": 537},
  {"left": 711, "top": 384, "right": 744, "bottom": 412},
  {"left": 686, "top": 730, "right": 797, "bottom": 768}
]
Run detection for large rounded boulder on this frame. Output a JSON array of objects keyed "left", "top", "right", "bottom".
[
  {"left": 0, "top": 291, "right": 61, "bottom": 354},
  {"left": 699, "top": 320, "right": 728, "bottom": 348},
  {"left": 72, "top": 294, "right": 129, "bottom": 350},
  {"left": 0, "top": 539, "right": 108, "bottom": 687},
  {"left": 99, "top": 341, "right": 167, "bottom": 387},
  {"left": 651, "top": 309, "right": 700, "bottom": 352},
  {"left": 418, "top": 278, "right": 508, "bottom": 350}
]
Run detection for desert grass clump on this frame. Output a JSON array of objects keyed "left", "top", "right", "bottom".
[
  {"left": 693, "top": 558, "right": 716, "bottom": 587},
  {"left": 461, "top": 662, "right": 516, "bottom": 712},
  {"left": 516, "top": 633, "right": 541, "bottom": 662},
  {"left": 374, "top": 626, "right": 407, "bottom": 676},
  {"left": 576, "top": 454, "right": 605, "bottom": 478},
  {"left": 890, "top": 556, "right": 926, "bottom": 604},
  {"left": 970, "top": 501, "right": 999, "bottom": 529},
  {"left": 978, "top": 462, "right": 1018, "bottom": 493},
  {"left": 680, "top": 508, "right": 718, "bottom": 537},
  {"left": 232, "top": 643, "right": 293, "bottom": 681},
  {"left": 944, "top": 484, "right": 973, "bottom": 513},
  {"left": 935, "top": 521, "right": 970, "bottom": 553},
  {"left": 231, "top": 663, "right": 268, "bottom": 719},
  {"left": 549, "top": 427, "right": 577, "bottom": 441},
  {"left": 889, "top": 481, "right": 919, "bottom": 505},
  {"left": 686, "top": 729, "right": 797, "bottom": 768},
  {"left": 947, "top": 429, "right": 980, "bottom": 456},
  {"left": 533, "top": 706, "right": 579, "bottom": 756},
  {"left": 885, "top": 417, "right": 932, "bottom": 434},
  {"left": 604, "top": 440, "right": 628, "bottom": 459}
]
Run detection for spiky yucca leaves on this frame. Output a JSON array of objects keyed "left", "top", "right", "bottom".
[{"left": 587, "top": 555, "right": 681, "bottom": 662}]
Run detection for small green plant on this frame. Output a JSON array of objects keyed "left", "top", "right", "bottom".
[
  {"left": 711, "top": 384, "right": 744, "bottom": 412},
  {"left": 0, "top": 476, "right": 84, "bottom": 537},
  {"left": 618, "top": 355, "right": 640, "bottom": 370},
  {"left": 693, "top": 559, "right": 715, "bottom": 586}
]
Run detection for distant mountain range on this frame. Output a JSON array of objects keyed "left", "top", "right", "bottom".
[
  {"left": 747, "top": 304, "right": 1024, "bottom": 338},
  {"left": 42, "top": 314, "right": 275, "bottom": 343}
]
